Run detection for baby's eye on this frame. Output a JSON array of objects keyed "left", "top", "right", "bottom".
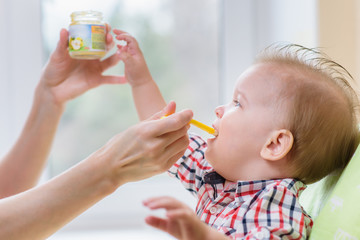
[{"left": 233, "top": 100, "right": 242, "bottom": 108}]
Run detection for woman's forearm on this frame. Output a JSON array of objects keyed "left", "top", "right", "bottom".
[
  {"left": 0, "top": 155, "right": 115, "bottom": 240},
  {"left": 0, "top": 86, "right": 65, "bottom": 198},
  {"left": 0, "top": 105, "right": 192, "bottom": 239}
]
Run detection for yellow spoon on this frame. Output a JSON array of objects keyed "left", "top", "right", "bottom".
[
  {"left": 161, "top": 116, "right": 218, "bottom": 136},
  {"left": 189, "top": 119, "right": 217, "bottom": 136}
]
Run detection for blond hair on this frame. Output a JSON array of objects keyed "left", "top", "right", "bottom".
[{"left": 256, "top": 44, "right": 360, "bottom": 184}]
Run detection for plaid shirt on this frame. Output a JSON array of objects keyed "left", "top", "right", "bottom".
[{"left": 168, "top": 134, "right": 313, "bottom": 240}]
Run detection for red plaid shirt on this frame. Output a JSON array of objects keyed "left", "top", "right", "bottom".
[{"left": 168, "top": 134, "right": 313, "bottom": 240}]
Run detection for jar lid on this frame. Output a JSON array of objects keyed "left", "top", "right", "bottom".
[{"left": 70, "top": 10, "right": 103, "bottom": 22}]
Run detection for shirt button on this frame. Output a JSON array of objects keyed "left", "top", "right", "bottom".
[
  {"left": 255, "top": 232, "right": 264, "bottom": 239},
  {"left": 209, "top": 206, "right": 218, "bottom": 214}
]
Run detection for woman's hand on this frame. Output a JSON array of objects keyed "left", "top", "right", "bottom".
[
  {"left": 37, "top": 25, "right": 125, "bottom": 107},
  {"left": 91, "top": 102, "right": 192, "bottom": 188},
  {"left": 0, "top": 102, "right": 193, "bottom": 239}
]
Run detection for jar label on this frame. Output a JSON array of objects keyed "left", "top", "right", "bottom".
[{"left": 69, "top": 24, "right": 105, "bottom": 52}]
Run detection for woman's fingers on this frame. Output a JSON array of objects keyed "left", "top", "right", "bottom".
[
  {"left": 162, "top": 136, "right": 189, "bottom": 169},
  {"left": 147, "top": 101, "right": 176, "bottom": 121},
  {"left": 156, "top": 127, "right": 189, "bottom": 167},
  {"left": 51, "top": 28, "right": 70, "bottom": 60},
  {"left": 106, "top": 33, "right": 115, "bottom": 50},
  {"left": 99, "top": 75, "right": 127, "bottom": 85},
  {"left": 149, "top": 109, "right": 193, "bottom": 136},
  {"left": 160, "top": 124, "right": 189, "bottom": 147},
  {"left": 99, "top": 51, "right": 121, "bottom": 71},
  {"left": 105, "top": 24, "right": 114, "bottom": 49},
  {"left": 58, "top": 28, "right": 69, "bottom": 52},
  {"left": 133, "top": 104, "right": 191, "bottom": 170}
]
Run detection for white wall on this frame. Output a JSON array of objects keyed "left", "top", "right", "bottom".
[{"left": 0, "top": 0, "right": 42, "bottom": 156}]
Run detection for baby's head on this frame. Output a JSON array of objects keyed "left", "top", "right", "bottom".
[{"left": 205, "top": 44, "right": 359, "bottom": 184}]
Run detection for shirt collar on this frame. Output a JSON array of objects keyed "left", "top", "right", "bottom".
[
  {"left": 228, "top": 178, "right": 306, "bottom": 203},
  {"left": 203, "top": 171, "right": 307, "bottom": 203}
]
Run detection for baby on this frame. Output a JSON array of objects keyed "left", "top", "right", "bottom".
[{"left": 114, "top": 29, "right": 360, "bottom": 239}]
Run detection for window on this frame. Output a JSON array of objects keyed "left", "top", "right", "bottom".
[
  {"left": 42, "top": 0, "right": 220, "bottom": 176},
  {"left": 0, "top": 0, "right": 317, "bottom": 238},
  {"left": 42, "top": 0, "right": 220, "bottom": 237}
]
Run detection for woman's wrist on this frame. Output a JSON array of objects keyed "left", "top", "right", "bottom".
[
  {"left": 82, "top": 143, "right": 131, "bottom": 195},
  {"left": 75, "top": 154, "right": 119, "bottom": 197},
  {"left": 33, "top": 81, "right": 66, "bottom": 116}
]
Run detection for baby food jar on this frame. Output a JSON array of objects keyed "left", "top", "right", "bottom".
[{"left": 68, "top": 11, "right": 106, "bottom": 59}]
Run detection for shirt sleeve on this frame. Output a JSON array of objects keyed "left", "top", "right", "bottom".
[
  {"left": 220, "top": 184, "right": 312, "bottom": 240},
  {"left": 168, "top": 133, "right": 212, "bottom": 196}
]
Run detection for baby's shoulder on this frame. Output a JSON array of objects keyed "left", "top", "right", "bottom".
[{"left": 260, "top": 178, "right": 305, "bottom": 199}]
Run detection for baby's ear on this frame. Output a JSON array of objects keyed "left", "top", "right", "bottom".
[{"left": 260, "top": 129, "right": 294, "bottom": 161}]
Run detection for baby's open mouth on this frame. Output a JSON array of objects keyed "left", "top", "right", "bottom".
[
  {"left": 213, "top": 130, "right": 219, "bottom": 137},
  {"left": 212, "top": 125, "right": 219, "bottom": 137}
]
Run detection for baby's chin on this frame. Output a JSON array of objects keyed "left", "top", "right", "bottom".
[
  {"left": 207, "top": 134, "right": 217, "bottom": 140},
  {"left": 204, "top": 148, "right": 210, "bottom": 160},
  {"left": 204, "top": 148, "right": 215, "bottom": 166},
  {"left": 206, "top": 133, "right": 218, "bottom": 144}
]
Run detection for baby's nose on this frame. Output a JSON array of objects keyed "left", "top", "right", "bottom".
[{"left": 215, "top": 105, "right": 224, "bottom": 118}]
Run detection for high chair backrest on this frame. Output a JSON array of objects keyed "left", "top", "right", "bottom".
[{"left": 307, "top": 145, "right": 360, "bottom": 239}]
